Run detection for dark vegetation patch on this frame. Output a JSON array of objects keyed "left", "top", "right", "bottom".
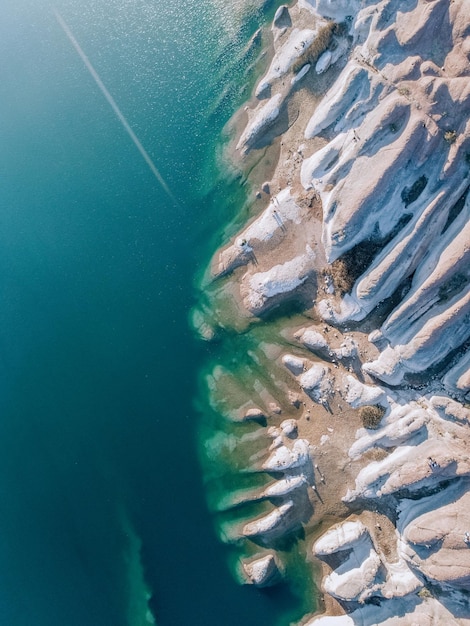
[
  {"left": 444, "top": 130, "right": 457, "bottom": 144},
  {"left": 359, "top": 405, "right": 386, "bottom": 429},
  {"left": 443, "top": 187, "right": 469, "bottom": 232},
  {"left": 438, "top": 273, "right": 468, "bottom": 302},
  {"left": 328, "top": 239, "right": 384, "bottom": 296},
  {"left": 401, "top": 175, "right": 428, "bottom": 207}
]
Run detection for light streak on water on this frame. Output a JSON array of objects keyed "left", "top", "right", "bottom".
[{"left": 53, "top": 8, "right": 178, "bottom": 207}]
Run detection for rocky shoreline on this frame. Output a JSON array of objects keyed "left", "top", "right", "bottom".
[{"left": 195, "top": 1, "right": 470, "bottom": 624}]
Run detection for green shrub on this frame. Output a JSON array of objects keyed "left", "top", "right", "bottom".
[
  {"left": 359, "top": 405, "right": 385, "bottom": 429},
  {"left": 444, "top": 130, "right": 457, "bottom": 144},
  {"left": 328, "top": 240, "right": 383, "bottom": 296},
  {"left": 329, "top": 259, "right": 355, "bottom": 296}
]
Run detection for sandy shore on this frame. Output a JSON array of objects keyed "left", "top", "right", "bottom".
[{"left": 195, "top": 1, "right": 470, "bottom": 623}]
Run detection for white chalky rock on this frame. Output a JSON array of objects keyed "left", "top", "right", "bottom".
[
  {"left": 315, "top": 50, "right": 332, "bottom": 74},
  {"left": 282, "top": 354, "right": 306, "bottom": 375},
  {"left": 299, "top": 363, "right": 328, "bottom": 392},
  {"left": 243, "top": 500, "right": 295, "bottom": 538},
  {"left": 280, "top": 418, "right": 298, "bottom": 437},
  {"left": 323, "top": 546, "right": 382, "bottom": 601},
  {"left": 314, "top": 520, "right": 369, "bottom": 555},
  {"left": 262, "top": 475, "right": 307, "bottom": 498},
  {"left": 242, "top": 553, "right": 280, "bottom": 586},
  {"left": 255, "top": 28, "right": 317, "bottom": 96},
  {"left": 237, "top": 93, "right": 283, "bottom": 153},
  {"left": 315, "top": 521, "right": 382, "bottom": 602},
  {"left": 336, "top": 337, "right": 358, "bottom": 359},
  {"left": 344, "top": 375, "right": 386, "bottom": 408},
  {"left": 244, "top": 247, "right": 315, "bottom": 313},
  {"left": 297, "top": 328, "right": 329, "bottom": 353},
  {"left": 291, "top": 63, "right": 311, "bottom": 85},
  {"left": 263, "top": 438, "right": 310, "bottom": 471}
]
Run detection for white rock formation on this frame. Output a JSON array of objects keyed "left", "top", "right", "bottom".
[
  {"left": 401, "top": 490, "right": 470, "bottom": 589},
  {"left": 298, "top": 363, "right": 332, "bottom": 403},
  {"left": 200, "top": 1, "right": 470, "bottom": 624},
  {"left": 344, "top": 375, "right": 386, "bottom": 408},
  {"left": 444, "top": 351, "right": 470, "bottom": 397},
  {"left": 282, "top": 354, "right": 306, "bottom": 376},
  {"left": 363, "top": 287, "right": 470, "bottom": 385},
  {"left": 262, "top": 438, "right": 310, "bottom": 472},
  {"left": 241, "top": 552, "right": 281, "bottom": 587},
  {"left": 261, "top": 474, "right": 307, "bottom": 498},
  {"left": 214, "top": 188, "right": 305, "bottom": 278},
  {"left": 237, "top": 93, "right": 284, "bottom": 153},
  {"left": 313, "top": 520, "right": 369, "bottom": 556},
  {"left": 313, "top": 519, "right": 420, "bottom": 604},
  {"left": 243, "top": 245, "right": 316, "bottom": 313},
  {"left": 243, "top": 500, "right": 295, "bottom": 538},
  {"left": 255, "top": 28, "right": 317, "bottom": 97}
]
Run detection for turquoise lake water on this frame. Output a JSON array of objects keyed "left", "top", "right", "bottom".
[{"left": 0, "top": 0, "right": 312, "bottom": 624}]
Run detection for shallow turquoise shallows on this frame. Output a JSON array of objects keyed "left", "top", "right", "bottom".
[{"left": 0, "top": 1, "right": 307, "bottom": 624}]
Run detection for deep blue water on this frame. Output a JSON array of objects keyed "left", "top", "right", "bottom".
[{"left": 0, "top": 1, "right": 311, "bottom": 625}]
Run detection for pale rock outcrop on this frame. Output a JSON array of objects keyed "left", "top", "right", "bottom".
[
  {"left": 313, "top": 519, "right": 421, "bottom": 604},
  {"left": 273, "top": 5, "right": 290, "bottom": 30},
  {"left": 314, "top": 50, "right": 331, "bottom": 74},
  {"left": 296, "top": 327, "right": 329, "bottom": 354},
  {"left": 255, "top": 28, "right": 317, "bottom": 97},
  {"left": 314, "top": 520, "right": 369, "bottom": 555},
  {"left": 261, "top": 474, "right": 307, "bottom": 498},
  {"left": 295, "top": 326, "right": 359, "bottom": 363},
  {"left": 243, "top": 500, "right": 295, "bottom": 539},
  {"left": 242, "top": 245, "right": 316, "bottom": 314},
  {"left": 363, "top": 287, "right": 470, "bottom": 385},
  {"left": 344, "top": 438, "right": 470, "bottom": 502},
  {"left": 344, "top": 375, "right": 386, "bottom": 409},
  {"left": 349, "top": 408, "right": 427, "bottom": 460},
  {"left": 323, "top": 545, "right": 382, "bottom": 602},
  {"left": 291, "top": 63, "right": 310, "bottom": 85},
  {"left": 280, "top": 418, "right": 298, "bottom": 437},
  {"left": 335, "top": 336, "right": 358, "bottom": 359},
  {"left": 381, "top": 199, "right": 470, "bottom": 345},
  {"left": 298, "top": 363, "right": 332, "bottom": 403},
  {"left": 401, "top": 490, "right": 470, "bottom": 589},
  {"left": 318, "top": 183, "right": 469, "bottom": 324},
  {"left": 214, "top": 189, "right": 304, "bottom": 278},
  {"left": 430, "top": 396, "right": 470, "bottom": 426},
  {"left": 314, "top": 520, "right": 383, "bottom": 602},
  {"left": 237, "top": 93, "right": 284, "bottom": 153},
  {"left": 241, "top": 552, "right": 281, "bottom": 587},
  {"left": 444, "top": 351, "right": 470, "bottom": 397},
  {"left": 301, "top": 0, "right": 360, "bottom": 23},
  {"left": 243, "top": 407, "right": 266, "bottom": 421},
  {"left": 262, "top": 438, "right": 311, "bottom": 472},
  {"left": 305, "top": 596, "right": 470, "bottom": 626},
  {"left": 282, "top": 354, "right": 306, "bottom": 376}
]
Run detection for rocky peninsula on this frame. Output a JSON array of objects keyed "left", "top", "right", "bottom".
[{"left": 194, "top": 0, "right": 470, "bottom": 623}]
